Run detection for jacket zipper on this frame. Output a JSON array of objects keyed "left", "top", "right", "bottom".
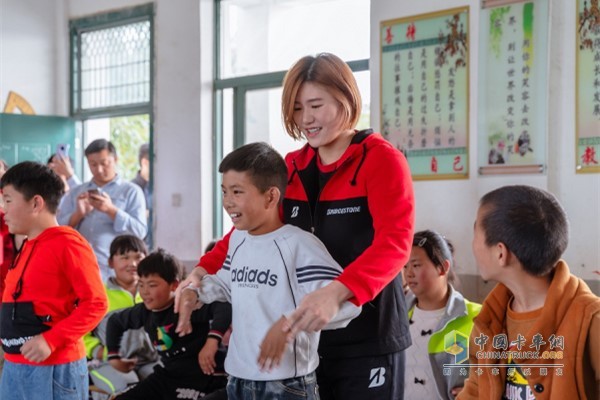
[{"left": 293, "top": 155, "right": 355, "bottom": 235}]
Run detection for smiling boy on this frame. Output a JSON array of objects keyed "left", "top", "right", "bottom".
[
  {"left": 105, "top": 249, "right": 231, "bottom": 399},
  {"left": 85, "top": 234, "right": 160, "bottom": 395},
  {"left": 189, "top": 142, "right": 361, "bottom": 400}
]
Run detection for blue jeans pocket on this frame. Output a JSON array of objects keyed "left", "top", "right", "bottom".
[
  {"left": 266, "top": 374, "right": 319, "bottom": 400},
  {"left": 52, "top": 359, "right": 88, "bottom": 400}
]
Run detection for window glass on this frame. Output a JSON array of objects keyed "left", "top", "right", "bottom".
[
  {"left": 78, "top": 21, "right": 151, "bottom": 109},
  {"left": 220, "top": 0, "right": 370, "bottom": 78}
]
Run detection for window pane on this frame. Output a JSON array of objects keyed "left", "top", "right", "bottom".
[
  {"left": 79, "top": 21, "right": 151, "bottom": 109},
  {"left": 220, "top": 0, "right": 370, "bottom": 78},
  {"left": 246, "top": 87, "right": 301, "bottom": 157}
]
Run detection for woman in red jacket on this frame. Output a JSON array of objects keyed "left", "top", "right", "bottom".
[{"left": 178, "top": 53, "right": 415, "bottom": 400}]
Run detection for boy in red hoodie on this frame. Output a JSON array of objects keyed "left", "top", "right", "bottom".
[{"left": 0, "top": 161, "right": 108, "bottom": 400}]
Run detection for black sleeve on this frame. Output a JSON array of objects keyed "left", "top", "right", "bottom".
[
  {"left": 105, "top": 303, "right": 148, "bottom": 359},
  {"left": 191, "top": 301, "right": 232, "bottom": 343}
]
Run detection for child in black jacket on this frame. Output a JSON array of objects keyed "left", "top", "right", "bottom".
[{"left": 106, "top": 249, "right": 231, "bottom": 399}]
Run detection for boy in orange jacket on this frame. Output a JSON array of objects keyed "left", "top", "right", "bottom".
[
  {"left": 0, "top": 161, "right": 108, "bottom": 400},
  {"left": 459, "top": 185, "right": 600, "bottom": 400}
]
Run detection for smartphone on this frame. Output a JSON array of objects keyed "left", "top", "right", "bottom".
[
  {"left": 56, "top": 143, "right": 70, "bottom": 159},
  {"left": 87, "top": 188, "right": 102, "bottom": 196}
]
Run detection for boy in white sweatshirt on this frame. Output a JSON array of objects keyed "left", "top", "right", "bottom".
[{"left": 187, "top": 142, "right": 360, "bottom": 400}]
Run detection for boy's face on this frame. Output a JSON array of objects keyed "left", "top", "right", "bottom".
[
  {"left": 472, "top": 206, "right": 499, "bottom": 281},
  {"left": 110, "top": 250, "right": 144, "bottom": 287},
  {"left": 221, "top": 170, "right": 276, "bottom": 235},
  {"left": 1, "top": 184, "right": 35, "bottom": 236},
  {"left": 138, "top": 273, "right": 177, "bottom": 311}
]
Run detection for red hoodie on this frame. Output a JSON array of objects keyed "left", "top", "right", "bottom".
[{"left": 2, "top": 226, "right": 108, "bottom": 365}]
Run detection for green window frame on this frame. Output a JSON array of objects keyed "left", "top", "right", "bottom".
[
  {"left": 212, "top": 0, "right": 369, "bottom": 237},
  {"left": 69, "top": 3, "right": 155, "bottom": 246}
]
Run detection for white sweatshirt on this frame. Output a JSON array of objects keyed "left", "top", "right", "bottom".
[{"left": 199, "top": 224, "right": 361, "bottom": 381}]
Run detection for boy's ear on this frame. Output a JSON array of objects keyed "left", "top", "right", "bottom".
[
  {"left": 108, "top": 257, "right": 115, "bottom": 269},
  {"left": 496, "top": 242, "right": 510, "bottom": 267},
  {"left": 31, "top": 194, "right": 46, "bottom": 213},
  {"left": 265, "top": 187, "right": 281, "bottom": 208},
  {"left": 171, "top": 281, "right": 180, "bottom": 291}
]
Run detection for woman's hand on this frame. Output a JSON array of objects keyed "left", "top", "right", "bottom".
[{"left": 282, "top": 281, "right": 352, "bottom": 337}]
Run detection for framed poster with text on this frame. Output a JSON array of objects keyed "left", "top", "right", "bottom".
[
  {"left": 577, "top": 0, "right": 600, "bottom": 173},
  {"left": 381, "top": 7, "right": 470, "bottom": 180},
  {"left": 478, "top": 0, "right": 549, "bottom": 174}
]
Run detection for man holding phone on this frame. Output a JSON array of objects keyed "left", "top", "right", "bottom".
[{"left": 57, "top": 139, "right": 147, "bottom": 281}]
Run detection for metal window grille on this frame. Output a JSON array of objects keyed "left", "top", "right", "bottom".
[{"left": 76, "top": 21, "right": 151, "bottom": 111}]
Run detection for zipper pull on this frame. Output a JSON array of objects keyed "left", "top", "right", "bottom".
[{"left": 311, "top": 226, "right": 315, "bottom": 234}]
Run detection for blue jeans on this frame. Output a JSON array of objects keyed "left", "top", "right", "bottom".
[
  {"left": 0, "top": 358, "right": 88, "bottom": 400},
  {"left": 227, "top": 372, "right": 319, "bottom": 400}
]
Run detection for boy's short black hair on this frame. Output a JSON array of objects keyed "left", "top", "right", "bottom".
[
  {"left": 109, "top": 234, "right": 148, "bottom": 259},
  {"left": 85, "top": 139, "right": 117, "bottom": 157},
  {"left": 479, "top": 185, "right": 568, "bottom": 276},
  {"left": 137, "top": 248, "right": 183, "bottom": 284},
  {"left": 0, "top": 161, "right": 64, "bottom": 214},
  {"left": 218, "top": 142, "right": 287, "bottom": 200}
]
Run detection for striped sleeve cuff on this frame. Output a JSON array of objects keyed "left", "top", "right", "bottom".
[{"left": 207, "top": 330, "right": 224, "bottom": 343}]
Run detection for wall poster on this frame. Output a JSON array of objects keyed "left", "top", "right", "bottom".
[
  {"left": 478, "top": 0, "right": 549, "bottom": 174},
  {"left": 381, "top": 7, "right": 469, "bottom": 180},
  {"left": 577, "top": 0, "right": 600, "bottom": 173}
]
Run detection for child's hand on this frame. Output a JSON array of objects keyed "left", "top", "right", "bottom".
[
  {"left": 451, "top": 385, "right": 464, "bottom": 397},
  {"left": 258, "top": 316, "right": 289, "bottom": 372},
  {"left": 20, "top": 335, "right": 51, "bottom": 363},
  {"left": 198, "top": 338, "right": 219, "bottom": 375},
  {"left": 109, "top": 357, "right": 137, "bottom": 373}
]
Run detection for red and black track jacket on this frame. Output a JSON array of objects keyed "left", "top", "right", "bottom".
[
  {"left": 283, "top": 129, "right": 414, "bottom": 357},
  {"left": 200, "top": 130, "right": 415, "bottom": 358}
]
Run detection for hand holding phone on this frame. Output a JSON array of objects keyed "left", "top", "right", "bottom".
[
  {"left": 56, "top": 143, "right": 70, "bottom": 159},
  {"left": 87, "top": 188, "right": 102, "bottom": 197}
]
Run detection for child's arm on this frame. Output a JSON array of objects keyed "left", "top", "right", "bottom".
[
  {"left": 192, "top": 302, "right": 232, "bottom": 375},
  {"left": 174, "top": 229, "right": 233, "bottom": 335},
  {"left": 83, "top": 331, "right": 103, "bottom": 360},
  {"left": 105, "top": 304, "right": 147, "bottom": 370},
  {"left": 198, "top": 337, "right": 220, "bottom": 375},
  {"left": 39, "top": 239, "right": 108, "bottom": 356},
  {"left": 198, "top": 270, "right": 232, "bottom": 304}
]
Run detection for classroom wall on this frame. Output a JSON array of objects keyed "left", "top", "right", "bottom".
[
  {"left": 0, "top": 0, "right": 68, "bottom": 115},
  {"left": 371, "top": 0, "right": 600, "bottom": 299}
]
